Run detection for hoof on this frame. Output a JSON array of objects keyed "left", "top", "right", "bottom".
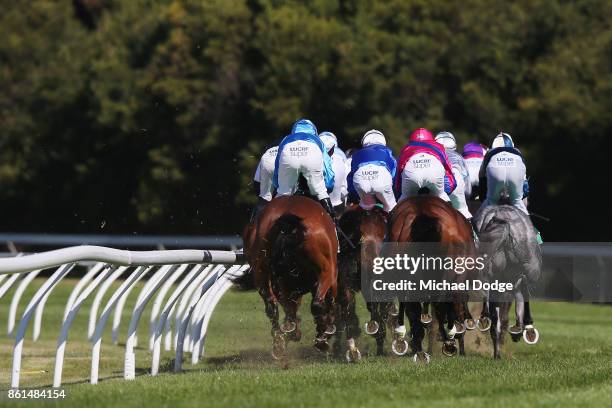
[
  {"left": 508, "top": 324, "right": 523, "bottom": 335},
  {"left": 364, "top": 320, "right": 379, "bottom": 335},
  {"left": 345, "top": 347, "right": 362, "bottom": 363},
  {"left": 510, "top": 332, "right": 522, "bottom": 343},
  {"left": 453, "top": 322, "right": 466, "bottom": 335},
  {"left": 477, "top": 317, "right": 491, "bottom": 332},
  {"left": 442, "top": 340, "right": 457, "bottom": 357},
  {"left": 464, "top": 318, "right": 477, "bottom": 331},
  {"left": 271, "top": 334, "right": 287, "bottom": 360},
  {"left": 523, "top": 326, "right": 539, "bottom": 345},
  {"left": 286, "top": 328, "right": 302, "bottom": 342},
  {"left": 391, "top": 339, "right": 409, "bottom": 356},
  {"left": 280, "top": 321, "right": 296, "bottom": 334},
  {"left": 324, "top": 324, "right": 337, "bottom": 336},
  {"left": 420, "top": 313, "right": 433, "bottom": 325},
  {"left": 412, "top": 351, "right": 431, "bottom": 364},
  {"left": 314, "top": 338, "right": 330, "bottom": 353},
  {"left": 388, "top": 303, "right": 399, "bottom": 316}
]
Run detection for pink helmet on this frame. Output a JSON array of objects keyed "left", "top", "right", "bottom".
[{"left": 409, "top": 128, "right": 434, "bottom": 143}]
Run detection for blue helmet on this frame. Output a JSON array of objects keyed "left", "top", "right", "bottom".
[{"left": 291, "top": 119, "right": 318, "bottom": 136}]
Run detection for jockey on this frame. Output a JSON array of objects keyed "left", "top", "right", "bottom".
[
  {"left": 462, "top": 141, "right": 486, "bottom": 199},
  {"left": 435, "top": 131, "right": 473, "bottom": 220},
  {"left": 479, "top": 132, "right": 529, "bottom": 215},
  {"left": 273, "top": 118, "right": 336, "bottom": 219},
  {"left": 319, "top": 131, "right": 348, "bottom": 212},
  {"left": 396, "top": 128, "right": 456, "bottom": 202},
  {"left": 252, "top": 139, "right": 281, "bottom": 218},
  {"left": 348, "top": 129, "right": 397, "bottom": 212}
]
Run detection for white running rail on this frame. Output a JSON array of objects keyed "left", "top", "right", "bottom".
[{"left": 0, "top": 245, "right": 246, "bottom": 389}]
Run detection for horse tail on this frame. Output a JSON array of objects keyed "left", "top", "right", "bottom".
[
  {"left": 498, "top": 187, "right": 511, "bottom": 205},
  {"left": 411, "top": 213, "right": 441, "bottom": 242},
  {"left": 269, "top": 214, "right": 306, "bottom": 277}
]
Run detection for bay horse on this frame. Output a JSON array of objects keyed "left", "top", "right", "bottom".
[
  {"left": 389, "top": 195, "right": 476, "bottom": 362},
  {"left": 238, "top": 195, "right": 338, "bottom": 358},
  {"left": 334, "top": 204, "right": 393, "bottom": 361},
  {"left": 473, "top": 203, "right": 541, "bottom": 359}
]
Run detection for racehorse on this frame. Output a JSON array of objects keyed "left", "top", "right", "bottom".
[
  {"left": 334, "top": 204, "right": 393, "bottom": 361},
  {"left": 473, "top": 202, "right": 541, "bottom": 359},
  {"left": 238, "top": 195, "right": 339, "bottom": 358},
  {"left": 389, "top": 195, "right": 476, "bottom": 362}
]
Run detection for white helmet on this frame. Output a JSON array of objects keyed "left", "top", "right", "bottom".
[
  {"left": 435, "top": 131, "right": 456, "bottom": 150},
  {"left": 319, "top": 131, "right": 338, "bottom": 151},
  {"left": 491, "top": 132, "right": 514, "bottom": 148},
  {"left": 361, "top": 129, "right": 386, "bottom": 146}
]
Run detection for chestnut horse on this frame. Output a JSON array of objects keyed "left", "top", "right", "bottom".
[
  {"left": 334, "top": 204, "right": 392, "bottom": 361},
  {"left": 389, "top": 195, "right": 476, "bottom": 362},
  {"left": 239, "top": 195, "right": 338, "bottom": 358}
]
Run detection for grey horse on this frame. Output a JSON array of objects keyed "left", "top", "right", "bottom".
[{"left": 473, "top": 203, "right": 542, "bottom": 359}]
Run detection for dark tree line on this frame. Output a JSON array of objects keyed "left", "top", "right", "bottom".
[{"left": 1, "top": 0, "right": 610, "bottom": 240}]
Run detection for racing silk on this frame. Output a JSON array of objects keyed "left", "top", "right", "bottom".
[
  {"left": 396, "top": 141, "right": 456, "bottom": 194},
  {"left": 348, "top": 144, "right": 396, "bottom": 195},
  {"left": 479, "top": 146, "right": 529, "bottom": 201},
  {"left": 446, "top": 149, "right": 472, "bottom": 198},
  {"left": 273, "top": 132, "right": 335, "bottom": 191}
]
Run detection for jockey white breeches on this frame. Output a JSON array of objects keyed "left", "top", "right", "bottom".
[
  {"left": 276, "top": 140, "right": 328, "bottom": 200},
  {"left": 352, "top": 164, "right": 396, "bottom": 212},
  {"left": 399, "top": 153, "right": 449, "bottom": 202},
  {"left": 329, "top": 153, "right": 347, "bottom": 207},
  {"left": 449, "top": 166, "right": 472, "bottom": 219},
  {"left": 464, "top": 157, "right": 483, "bottom": 191},
  {"left": 254, "top": 146, "right": 278, "bottom": 201},
  {"left": 482, "top": 152, "right": 528, "bottom": 215}
]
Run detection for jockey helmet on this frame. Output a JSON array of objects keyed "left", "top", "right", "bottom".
[
  {"left": 291, "top": 119, "right": 318, "bottom": 136},
  {"left": 319, "top": 131, "right": 338, "bottom": 151},
  {"left": 435, "top": 131, "right": 457, "bottom": 150},
  {"left": 361, "top": 129, "right": 386, "bottom": 146},
  {"left": 491, "top": 132, "right": 514, "bottom": 148},
  {"left": 409, "top": 128, "right": 434, "bottom": 143}
]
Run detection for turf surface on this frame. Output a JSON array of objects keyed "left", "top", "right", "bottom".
[{"left": 0, "top": 277, "right": 610, "bottom": 407}]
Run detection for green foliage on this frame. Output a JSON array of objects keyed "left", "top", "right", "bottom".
[{"left": 0, "top": 0, "right": 610, "bottom": 239}]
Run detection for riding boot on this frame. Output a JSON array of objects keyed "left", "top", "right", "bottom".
[
  {"left": 467, "top": 218, "right": 479, "bottom": 246},
  {"left": 250, "top": 197, "right": 269, "bottom": 222},
  {"left": 319, "top": 198, "right": 337, "bottom": 221}
]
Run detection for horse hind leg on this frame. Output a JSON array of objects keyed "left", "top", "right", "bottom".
[
  {"left": 436, "top": 303, "right": 457, "bottom": 357},
  {"left": 408, "top": 302, "right": 430, "bottom": 363},
  {"left": 344, "top": 292, "right": 362, "bottom": 363},
  {"left": 281, "top": 296, "right": 302, "bottom": 342},
  {"left": 311, "top": 285, "right": 337, "bottom": 353},
  {"left": 509, "top": 291, "right": 525, "bottom": 343},
  {"left": 259, "top": 288, "right": 285, "bottom": 360},
  {"left": 477, "top": 295, "right": 492, "bottom": 332},
  {"left": 522, "top": 301, "right": 539, "bottom": 344},
  {"left": 391, "top": 302, "right": 410, "bottom": 356},
  {"left": 491, "top": 302, "right": 511, "bottom": 359}
]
